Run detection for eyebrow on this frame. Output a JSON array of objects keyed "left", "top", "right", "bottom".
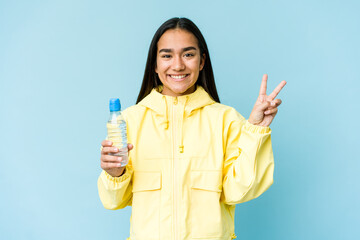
[{"left": 159, "top": 46, "right": 197, "bottom": 53}]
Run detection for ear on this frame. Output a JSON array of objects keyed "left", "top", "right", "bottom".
[
  {"left": 200, "top": 53, "right": 206, "bottom": 71},
  {"left": 155, "top": 64, "right": 158, "bottom": 73}
]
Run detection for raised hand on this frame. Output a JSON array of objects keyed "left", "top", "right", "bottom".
[{"left": 248, "top": 74, "right": 286, "bottom": 127}]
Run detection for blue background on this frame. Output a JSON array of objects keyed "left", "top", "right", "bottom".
[{"left": 1, "top": 0, "right": 359, "bottom": 239}]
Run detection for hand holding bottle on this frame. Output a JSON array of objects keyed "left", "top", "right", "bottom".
[{"left": 100, "top": 140, "right": 133, "bottom": 177}]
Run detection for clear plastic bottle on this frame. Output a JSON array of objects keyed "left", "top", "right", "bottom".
[{"left": 107, "top": 98, "right": 128, "bottom": 167}]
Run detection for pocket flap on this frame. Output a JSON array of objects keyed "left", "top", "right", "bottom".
[
  {"left": 132, "top": 171, "right": 162, "bottom": 192},
  {"left": 191, "top": 171, "right": 222, "bottom": 192}
]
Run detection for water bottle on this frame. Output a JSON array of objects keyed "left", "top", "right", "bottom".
[{"left": 107, "top": 98, "right": 128, "bottom": 167}]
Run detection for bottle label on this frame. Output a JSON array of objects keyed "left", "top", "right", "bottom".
[{"left": 107, "top": 121, "right": 128, "bottom": 149}]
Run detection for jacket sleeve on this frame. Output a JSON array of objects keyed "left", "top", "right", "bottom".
[
  {"left": 222, "top": 111, "right": 274, "bottom": 205},
  {"left": 97, "top": 164, "right": 134, "bottom": 210}
]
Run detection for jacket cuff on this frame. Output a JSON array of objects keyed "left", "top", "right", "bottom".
[
  {"left": 244, "top": 120, "right": 271, "bottom": 134},
  {"left": 102, "top": 165, "right": 133, "bottom": 183}
]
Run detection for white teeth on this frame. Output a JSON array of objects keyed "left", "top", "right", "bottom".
[{"left": 170, "top": 74, "right": 187, "bottom": 79}]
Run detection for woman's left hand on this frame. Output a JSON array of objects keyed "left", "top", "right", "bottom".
[{"left": 248, "top": 74, "right": 287, "bottom": 127}]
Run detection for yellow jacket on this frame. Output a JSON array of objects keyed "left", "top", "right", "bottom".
[{"left": 98, "top": 85, "right": 274, "bottom": 240}]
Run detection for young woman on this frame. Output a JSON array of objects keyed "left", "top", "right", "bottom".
[{"left": 98, "top": 17, "right": 286, "bottom": 240}]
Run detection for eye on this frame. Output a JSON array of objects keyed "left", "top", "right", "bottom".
[
  {"left": 161, "top": 54, "right": 171, "bottom": 59},
  {"left": 184, "top": 53, "right": 195, "bottom": 57}
]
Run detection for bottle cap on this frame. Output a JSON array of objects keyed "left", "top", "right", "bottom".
[{"left": 109, "top": 98, "right": 121, "bottom": 112}]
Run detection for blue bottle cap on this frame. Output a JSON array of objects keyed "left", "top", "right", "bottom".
[{"left": 109, "top": 98, "right": 121, "bottom": 112}]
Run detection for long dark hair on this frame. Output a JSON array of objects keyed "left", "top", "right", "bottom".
[{"left": 136, "top": 17, "right": 220, "bottom": 103}]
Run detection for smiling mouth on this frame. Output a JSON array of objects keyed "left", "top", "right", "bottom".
[{"left": 168, "top": 74, "right": 190, "bottom": 80}]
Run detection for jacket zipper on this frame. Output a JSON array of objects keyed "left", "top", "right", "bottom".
[{"left": 172, "top": 97, "right": 179, "bottom": 240}]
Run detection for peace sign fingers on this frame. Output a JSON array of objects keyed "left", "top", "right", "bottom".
[
  {"left": 268, "top": 80, "right": 287, "bottom": 100},
  {"left": 249, "top": 74, "right": 287, "bottom": 127}
]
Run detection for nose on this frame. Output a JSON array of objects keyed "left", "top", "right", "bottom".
[{"left": 172, "top": 55, "right": 185, "bottom": 71}]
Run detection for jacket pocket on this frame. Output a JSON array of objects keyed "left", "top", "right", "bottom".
[
  {"left": 190, "top": 170, "right": 224, "bottom": 239},
  {"left": 131, "top": 171, "right": 162, "bottom": 240}
]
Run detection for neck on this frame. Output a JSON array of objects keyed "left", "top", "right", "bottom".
[{"left": 160, "top": 85, "right": 197, "bottom": 97}]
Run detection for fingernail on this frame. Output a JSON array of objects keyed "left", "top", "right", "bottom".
[
  {"left": 118, "top": 157, "right": 122, "bottom": 161},
  {"left": 108, "top": 141, "right": 112, "bottom": 145},
  {"left": 271, "top": 101, "right": 275, "bottom": 106},
  {"left": 113, "top": 147, "right": 118, "bottom": 152},
  {"left": 117, "top": 163, "right": 121, "bottom": 167},
  {"left": 265, "top": 110, "right": 269, "bottom": 114}
]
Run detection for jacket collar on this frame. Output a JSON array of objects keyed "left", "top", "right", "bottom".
[{"left": 138, "top": 85, "right": 216, "bottom": 116}]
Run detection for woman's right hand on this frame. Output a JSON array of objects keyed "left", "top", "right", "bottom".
[{"left": 100, "top": 140, "right": 134, "bottom": 177}]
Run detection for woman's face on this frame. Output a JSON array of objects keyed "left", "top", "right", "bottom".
[{"left": 155, "top": 29, "right": 205, "bottom": 97}]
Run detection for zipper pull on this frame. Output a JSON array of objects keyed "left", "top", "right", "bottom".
[{"left": 179, "top": 145, "right": 184, "bottom": 153}]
